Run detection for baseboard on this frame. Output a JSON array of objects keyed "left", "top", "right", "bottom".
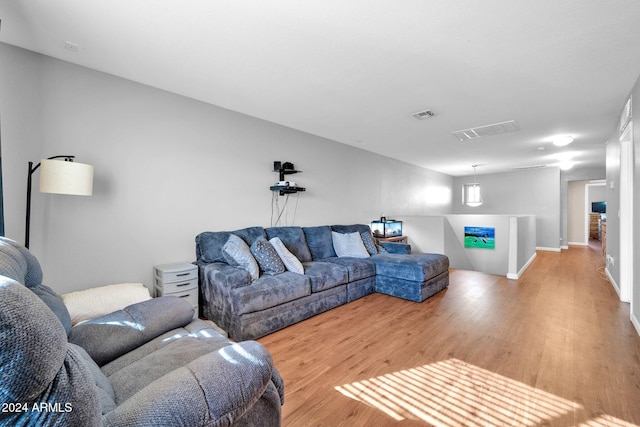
[
  {"left": 568, "top": 241, "right": 588, "bottom": 246},
  {"left": 632, "top": 312, "right": 640, "bottom": 337},
  {"left": 605, "top": 268, "right": 621, "bottom": 299},
  {"left": 506, "top": 252, "right": 537, "bottom": 280},
  {"left": 536, "top": 246, "right": 561, "bottom": 252},
  {"left": 560, "top": 245, "right": 569, "bottom": 250}
]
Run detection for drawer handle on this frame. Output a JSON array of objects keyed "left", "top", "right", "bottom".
[
  {"left": 176, "top": 283, "right": 191, "bottom": 287},
  {"left": 176, "top": 272, "right": 192, "bottom": 277},
  {"left": 179, "top": 294, "right": 191, "bottom": 298}
]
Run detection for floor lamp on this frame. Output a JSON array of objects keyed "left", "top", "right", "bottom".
[{"left": 25, "top": 155, "right": 94, "bottom": 248}]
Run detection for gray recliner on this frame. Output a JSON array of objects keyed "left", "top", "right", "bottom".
[{"left": 0, "top": 237, "right": 283, "bottom": 427}]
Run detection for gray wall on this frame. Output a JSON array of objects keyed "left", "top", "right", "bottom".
[
  {"left": 605, "top": 131, "right": 621, "bottom": 287},
  {"left": 0, "top": 44, "right": 45, "bottom": 244},
  {"left": 605, "top": 70, "right": 640, "bottom": 333},
  {"left": 453, "top": 167, "right": 561, "bottom": 250},
  {"left": 588, "top": 184, "right": 606, "bottom": 207},
  {"left": 634, "top": 81, "right": 640, "bottom": 333},
  {"left": 0, "top": 43, "right": 453, "bottom": 293}
]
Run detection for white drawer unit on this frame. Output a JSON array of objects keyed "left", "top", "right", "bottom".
[{"left": 153, "top": 262, "right": 198, "bottom": 317}]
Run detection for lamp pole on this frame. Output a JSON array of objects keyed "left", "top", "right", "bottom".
[{"left": 25, "top": 155, "right": 75, "bottom": 249}]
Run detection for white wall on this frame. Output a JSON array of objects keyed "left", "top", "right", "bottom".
[
  {"left": 0, "top": 43, "right": 453, "bottom": 293},
  {"left": 401, "top": 214, "right": 536, "bottom": 277},
  {"left": 453, "top": 167, "right": 561, "bottom": 250},
  {"left": 605, "top": 71, "right": 640, "bottom": 335},
  {"left": 628, "top": 74, "right": 640, "bottom": 334},
  {"left": 605, "top": 132, "right": 621, "bottom": 288}
]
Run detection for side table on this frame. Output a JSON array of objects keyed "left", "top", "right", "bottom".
[
  {"left": 377, "top": 235, "right": 408, "bottom": 244},
  {"left": 153, "top": 262, "right": 198, "bottom": 318}
]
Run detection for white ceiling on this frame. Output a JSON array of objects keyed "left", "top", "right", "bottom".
[{"left": 2, "top": 1, "right": 640, "bottom": 176}]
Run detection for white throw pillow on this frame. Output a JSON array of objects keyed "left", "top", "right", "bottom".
[
  {"left": 269, "top": 237, "right": 305, "bottom": 274},
  {"left": 62, "top": 282, "right": 151, "bottom": 326},
  {"left": 332, "top": 231, "right": 371, "bottom": 258}
]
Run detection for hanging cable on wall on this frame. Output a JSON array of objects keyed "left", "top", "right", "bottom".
[
  {"left": 270, "top": 161, "right": 305, "bottom": 226},
  {"left": 271, "top": 191, "right": 301, "bottom": 227}
]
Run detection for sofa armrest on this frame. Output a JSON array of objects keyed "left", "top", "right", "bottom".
[
  {"left": 102, "top": 341, "right": 277, "bottom": 427},
  {"left": 202, "top": 262, "right": 252, "bottom": 289},
  {"left": 69, "top": 296, "right": 194, "bottom": 366},
  {"left": 380, "top": 241, "right": 411, "bottom": 254}
]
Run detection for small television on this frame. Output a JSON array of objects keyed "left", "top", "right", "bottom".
[{"left": 592, "top": 201, "right": 606, "bottom": 214}]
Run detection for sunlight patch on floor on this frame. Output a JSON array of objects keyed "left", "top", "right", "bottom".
[
  {"left": 335, "top": 358, "right": 638, "bottom": 427},
  {"left": 576, "top": 415, "right": 640, "bottom": 427}
]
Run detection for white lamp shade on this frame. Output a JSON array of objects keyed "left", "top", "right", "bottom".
[{"left": 39, "top": 159, "right": 94, "bottom": 196}]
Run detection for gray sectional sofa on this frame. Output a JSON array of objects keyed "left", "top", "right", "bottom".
[{"left": 196, "top": 224, "right": 449, "bottom": 341}]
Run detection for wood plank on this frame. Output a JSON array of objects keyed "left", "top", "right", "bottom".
[{"left": 259, "top": 246, "right": 640, "bottom": 427}]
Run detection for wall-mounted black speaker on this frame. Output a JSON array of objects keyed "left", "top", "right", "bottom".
[{"left": 273, "top": 161, "right": 282, "bottom": 171}]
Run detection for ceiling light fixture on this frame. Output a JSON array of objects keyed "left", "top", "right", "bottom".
[
  {"left": 463, "top": 165, "right": 483, "bottom": 207},
  {"left": 558, "top": 161, "right": 575, "bottom": 170},
  {"left": 552, "top": 135, "right": 574, "bottom": 146}
]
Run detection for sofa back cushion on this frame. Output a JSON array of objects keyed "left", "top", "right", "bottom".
[
  {"left": 0, "top": 237, "right": 72, "bottom": 335},
  {"left": 331, "top": 224, "right": 372, "bottom": 235},
  {"left": 303, "top": 226, "right": 336, "bottom": 260},
  {"left": 265, "top": 227, "right": 312, "bottom": 262},
  {"left": 196, "top": 227, "right": 265, "bottom": 263},
  {"left": 31, "top": 284, "right": 73, "bottom": 335},
  {"left": 0, "top": 237, "right": 43, "bottom": 287}
]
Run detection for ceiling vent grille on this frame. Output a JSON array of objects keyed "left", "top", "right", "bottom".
[
  {"left": 452, "top": 120, "right": 520, "bottom": 141},
  {"left": 412, "top": 109, "right": 435, "bottom": 119},
  {"left": 511, "top": 164, "right": 547, "bottom": 171}
]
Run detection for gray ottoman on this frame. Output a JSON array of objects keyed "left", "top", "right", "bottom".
[{"left": 371, "top": 253, "right": 449, "bottom": 302}]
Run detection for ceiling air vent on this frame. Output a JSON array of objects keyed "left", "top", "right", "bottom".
[
  {"left": 511, "top": 164, "right": 547, "bottom": 171},
  {"left": 452, "top": 120, "right": 520, "bottom": 141},
  {"left": 412, "top": 109, "right": 435, "bottom": 119}
]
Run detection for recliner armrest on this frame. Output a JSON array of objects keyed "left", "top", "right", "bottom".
[
  {"left": 102, "top": 341, "right": 277, "bottom": 427},
  {"left": 69, "top": 296, "right": 194, "bottom": 366}
]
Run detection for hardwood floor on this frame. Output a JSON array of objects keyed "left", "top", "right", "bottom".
[{"left": 258, "top": 247, "right": 640, "bottom": 427}]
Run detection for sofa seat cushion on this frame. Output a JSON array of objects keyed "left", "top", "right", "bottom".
[
  {"left": 231, "top": 272, "right": 310, "bottom": 315},
  {"left": 323, "top": 257, "right": 376, "bottom": 282},
  {"left": 302, "top": 261, "right": 349, "bottom": 292},
  {"left": 371, "top": 253, "right": 449, "bottom": 282},
  {"left": 107, "top": 337, "right": 222, "bottom": 404}
]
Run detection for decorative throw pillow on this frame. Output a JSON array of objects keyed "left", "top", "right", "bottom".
[
  {"left": 222, "top": 234, "right": 260, "bottom": 281},
  {"left": 332, "top": 231, "right": 370, "bottom": 258},
  {"left": 251, "top": 237, "right": 286, "bottom": 275},
  {"left": 61, "top": 283, "right": 151, "bottom": 326},
  {"left": 374, "top": 237, "right": 389, "bottom": 253},
  {"left": 360, "top": 231, "right": 378, "bottom": 255},
  {"left": 269, "top": 237, "right": 304, "bottom": 274}
]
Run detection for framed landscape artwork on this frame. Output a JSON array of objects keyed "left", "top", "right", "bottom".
[{"left": 464, "top": 226, "right": 495, "bottom": 249}]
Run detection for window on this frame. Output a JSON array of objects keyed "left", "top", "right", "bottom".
[{"left": 463, "top": 183, "right": 483, "bottom": 207}]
